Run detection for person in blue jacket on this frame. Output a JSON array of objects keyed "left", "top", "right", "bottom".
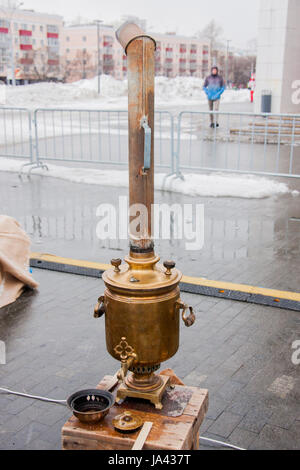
[{"left": 203, "top": 66, "right": 225, "bottom": 128}]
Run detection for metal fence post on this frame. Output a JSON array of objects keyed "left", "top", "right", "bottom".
[{"left": 175, "top": 112, "right": 183, "bottom": 178}]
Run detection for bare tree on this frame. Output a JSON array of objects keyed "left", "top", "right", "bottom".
[
  {"left": 231, "top": 55, "right": 256, "bottom": 87},
  {"left": 0, "top": 0, "right": 19, "bottom": 8},
  {"left": 197, "top": 20, "right": 224, "bottom": 55},
  {"left": 16, "top": 46, "right": 62, "bottom": 82},
  {"left": 60, "top": 50, "right": 96, "bottom": 83}
]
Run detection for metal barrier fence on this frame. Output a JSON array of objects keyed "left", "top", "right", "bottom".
[
  {"left": 0, "top": 107, "right": 33, "bottom": 162},
  {"left": 175, "top": 111, "right": 300, "bottom": 178},
  {"left": 34, "top": 108, "right": 175, "bottom": 172},
  {"left": 1, "top": 106, "right": 300, "bottom": 179}
]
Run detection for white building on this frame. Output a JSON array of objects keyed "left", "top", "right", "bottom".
[{"left": 255, "top": 0, "right": 300, "bottom": 114}]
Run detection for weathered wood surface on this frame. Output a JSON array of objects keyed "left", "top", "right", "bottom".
[{"left": 62, "top": 371, "right": 209, "bottom": 451}]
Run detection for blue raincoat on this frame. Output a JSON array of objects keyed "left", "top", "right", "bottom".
[{"left": 203, "top": 74, "right": 225, "bottom": 101}]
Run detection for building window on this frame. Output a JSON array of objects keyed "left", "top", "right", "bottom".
[
  {"left": 40, "top": 25, "right": 43, "bottom": 32},
  {"left": 66, "top": 48, "right": 70, "bottom": 53},
  {"left": 83, "top": 36, "right": 86, "bottom": 41},
  {"left": 47, "top": 37, "right": 59, "bottom": 47},
  {"left": 32, "top": 25, "right": 35, "bottom": 32},
  {"left": 41, "top": 40, "right": 44, "bottom": 46},
  {"left": 14, "top": 23, "right": 18, "bottom": 31},
  {"left": 66, "top": 36, "right": 70, "bottom": 41}
]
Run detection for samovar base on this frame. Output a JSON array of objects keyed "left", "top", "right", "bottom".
[
  {"left": 116, "top": 374, "right": 170, "bottom": 410},
  {"left": 126, "top": 369, "right": 163, "bottom": 392}
]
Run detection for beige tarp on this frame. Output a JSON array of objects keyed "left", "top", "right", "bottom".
[{"left": 0, "top": 215, "right": 38, "bottom": 308}]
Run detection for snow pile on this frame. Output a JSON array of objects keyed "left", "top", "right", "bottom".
[
  {"left": 0, "top": 158, "right": 297, "bottom": 199},
  {"left": 2, "top": 75, "right": 249, "bottom": 108},
  {"left": 3, "top": 75, "right": 126, "bottom": 108},
  {"left": 155, "top": 76, "right": 205, "bottom": 102}
]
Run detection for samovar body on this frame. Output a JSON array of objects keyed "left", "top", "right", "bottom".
[{"left": 103, "top": 254, "right": 181, "bottom": 368}]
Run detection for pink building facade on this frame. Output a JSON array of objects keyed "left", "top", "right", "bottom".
[
  {"left": 0, "top": 6, "right": 211, "bottom": 83},
  {"left": 61, "top": 24, "right": 211, "bottom": 82},
  {"left": 61, "top": 23, "right": 124, "bottom": 81},
  {"left": 152, "top": 32, "right": 210, "bottom": 78},
  {"left": 0, "top": 6, "right": 63, "bottom": 82}
]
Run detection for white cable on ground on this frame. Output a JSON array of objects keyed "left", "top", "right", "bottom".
[
  {"left": 200, "top": 436, "right": 246, "bottom": 451},
  {"left": 0, "top": 387, "right": 67, "bottom": 405},
  {"left": 0, "top": 387, "right": 246, "bottom": 450}
]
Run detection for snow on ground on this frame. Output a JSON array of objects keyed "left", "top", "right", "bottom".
[
  {"left": 0, "top": 158, "right": 297, "bottom": 199},
  {"left": 1, "top": 75, "right": 250, "bottom": 109}
]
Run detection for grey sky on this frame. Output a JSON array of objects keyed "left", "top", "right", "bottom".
[{"left": 18, "top": 0, "right": 260, "bottom": 48}]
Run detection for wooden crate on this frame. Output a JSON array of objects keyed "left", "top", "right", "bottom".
[{"left": 62, "top": 371, "right": 209, "bottom": 451}]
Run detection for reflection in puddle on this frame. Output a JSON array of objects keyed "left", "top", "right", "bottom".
[{"left": 1, "top": 173, "right": 299, "bottom": 271}]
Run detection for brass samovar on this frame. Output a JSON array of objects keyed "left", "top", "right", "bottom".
[{"left": 94, "top": 22, "right": 195, "bottom": 409}]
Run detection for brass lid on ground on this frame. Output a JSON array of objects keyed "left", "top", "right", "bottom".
[{"left": 113, "top": 411, "right": 143, "bottom": 433}]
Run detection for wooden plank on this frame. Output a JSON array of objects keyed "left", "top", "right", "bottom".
[{"left": 132, "top": 422, "right": 153, "bottom": 450}]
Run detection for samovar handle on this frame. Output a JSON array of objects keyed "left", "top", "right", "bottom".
[
  {"left": 176, "top": 300, "right": 196, "bottom": 327},
  {"left": 94, "top": 296, "right": 106, "bottom": 318}
]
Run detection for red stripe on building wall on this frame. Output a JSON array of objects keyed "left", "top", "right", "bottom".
[
  {"left": 20, "top": 58, "right": 33, "bottom": 64},
  {"left": 48, "top": 59, "right": 59, "bottom": 66},
  {"left": 0, "top": 27, "right": 8, "bottom": 34},
  {"left": 47, "top": 32, "right": 59, "bottom": 39},
  {"left": 19, "top": 30, "right": 32, "bottom": 36},
  {"left": 20, "top": 44, "right": 32, "bottom": 50}
]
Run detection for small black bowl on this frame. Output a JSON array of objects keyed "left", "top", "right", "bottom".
[{"left": 67, "top": 389, "right": 115, "bottom": 424}]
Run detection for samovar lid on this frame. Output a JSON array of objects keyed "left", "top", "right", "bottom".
[{"left": 102, "top": 253, "right": 182, "bottom": 292}]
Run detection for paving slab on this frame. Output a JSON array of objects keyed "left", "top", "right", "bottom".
[{"left": 0, "top": 269, "right": 299, "bottom": 449}]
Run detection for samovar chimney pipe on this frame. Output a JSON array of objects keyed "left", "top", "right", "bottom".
[{"left": 116, "top": 22, "right": 156, "bottom": 255}]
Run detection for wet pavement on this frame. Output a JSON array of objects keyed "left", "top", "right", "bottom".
[
  {"left": 0, "top": 269, "right": 299, "bottom": 450},
  {"left": 0, "top": 172, "right": 300, "bottom": 291},
  {"left": 0, "top": 167, "right": 300, "bottom": 450}
]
